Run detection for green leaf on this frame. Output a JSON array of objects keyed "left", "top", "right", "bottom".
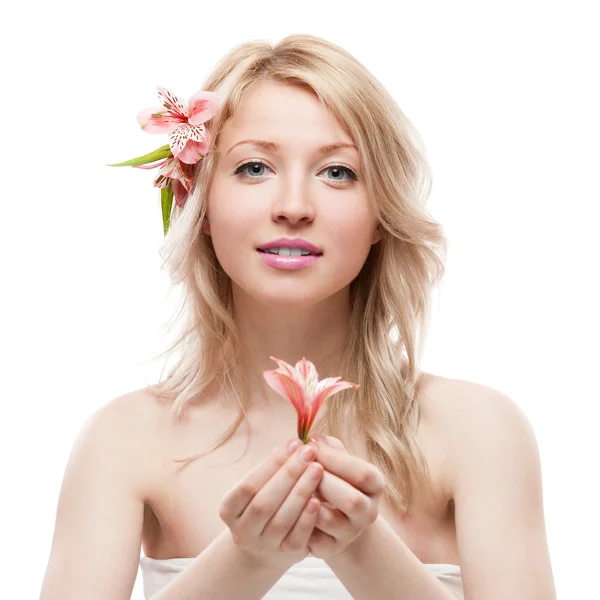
[
  {"left": 161, "top": 186, "right": 174, "bottom": 236},
  {"left": 106, "top": 144, "right": 172, "bottom": 167}
]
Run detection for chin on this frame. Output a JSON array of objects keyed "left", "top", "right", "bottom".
[
  {"left": 228, "top": 264, "right": 357, "bottom": 309},
  {"left": 250, "top": 291, "right": 327, "bottom": 311}
]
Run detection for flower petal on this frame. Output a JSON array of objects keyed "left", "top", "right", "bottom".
[
  {"left": 306, "top": 379, "right": 359, "bottom": 429},
  {"left": 172, "top": 178, "right": 189, "bottom": 208},
  {"left": 295, "top": 357, "right": 319, "bottom": 395},
  {"left": 263, "top": 370, "right": 308, "bottom": 418},
  {"left": 157, "top": 86, "right": 188, "bottom": 119},
  {"left": 152, "top": 157, "right": 192, "bottom": 191},
  {"left": 187, "top": 90, "right": 219, "bottom": 125},
  {"left": 268, "top": 356, "right": 298, "bottom": 379},
  {"left": 183, "top": 123, "right": 209, "bottom": 143},
  {"left": 168, "top": 123, "right": 210, "bottom": 163},
  {"left": 168, "top": 124, "right": 188, "bottom": 156},
  {"left": 176, "top": 139, "right": 209, "bottom": 164},
  {"left": 137, "top": 106, "right": 181, "bottom": 134}
]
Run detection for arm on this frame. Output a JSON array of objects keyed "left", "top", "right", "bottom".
[
  {"left": 326, "top": 515, "right": 459, "bottom": 599},
  {"left": 148, "top": 529, "right": 290, "bottom": 600},
  {"left": 447, "top": 386, "right": 556, "bottom": 599},
  {"left": 325, "top": 384, "right": 557, "bottom": 599},
  {"left": 304, "top": 436, "right": 457, "bottom": 599},
  {"left": 39, "top": 393, "right": 290, "bottom": 600},
  {"left": 39, "top": 394, "right": 147, "bottom": 600}
]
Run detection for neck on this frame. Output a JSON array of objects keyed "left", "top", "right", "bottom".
[{"left": 230, "top": 283, "right": 351, "bottom": 412}]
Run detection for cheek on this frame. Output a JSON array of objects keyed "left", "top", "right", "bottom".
[
  {"left": 207, "top": 179, "right": 263, "bottom": 257},
  {"left": 325, "top": 207, "right": 377, "bottom": 257}
]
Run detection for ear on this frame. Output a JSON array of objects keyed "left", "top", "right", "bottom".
[{"left": 372, "top": 224, "right": 382, "bottom": 245}]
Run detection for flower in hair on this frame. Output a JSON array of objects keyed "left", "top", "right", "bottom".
[
  {"left": 133, "top": 156, "right": 194, "bottom": 209},
  {"left": 137, "top": 86, "right": 218, "bottom": 164},
  {"left": 263, "top": 357, "right": 359, "bottom": 443},
  {"left": 106, "top": 86, "right": 219, "bottom": 235}
]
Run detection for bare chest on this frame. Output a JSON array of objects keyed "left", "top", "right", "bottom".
[{"left": 141, "top": 399, "right": 460, "bottom": 566}]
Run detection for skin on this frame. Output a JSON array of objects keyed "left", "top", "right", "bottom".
[
  {"left": 200, "top": 79, "right": 387, "bottom": 559},
  {"left": 39, "top": 79, "right": 556, "bottom": 600},
  {"left": 219, "top": 433, "right": 385, "bottom": 564},
  {"left": 194, "top": 79, "right": 442, "bottom": 563},
  {"left": 204, "top": 78, "right": 382, "bottom": 416}
]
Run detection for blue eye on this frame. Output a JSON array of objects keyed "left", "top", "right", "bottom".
[
  {"left": 232, "top": 161, "right": 358, "bottom": 183},
  {"left": 321, "top": 165, "right": 358, "bottom": 182},
  {"left": 233, "top": 161, "right": 273, "bottom": 179}
]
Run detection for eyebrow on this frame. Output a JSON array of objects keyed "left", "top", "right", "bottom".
[{"left": 225, "top": 139, "right": 359, "bottom": 156}]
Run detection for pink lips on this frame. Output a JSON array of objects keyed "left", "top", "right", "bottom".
[
  {"left": 257, "top": 237, "right": 322, "bottom": 254},
  {"left": 257, "top": 250, "right": 322, "bottom": 270}
]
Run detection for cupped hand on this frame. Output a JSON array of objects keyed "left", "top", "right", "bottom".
[
  {"left": 218, "top": 436, "right": 324, "bottom": 569},
  {"left": 306, "top": 434, "right": 386, "bottom": 560}
]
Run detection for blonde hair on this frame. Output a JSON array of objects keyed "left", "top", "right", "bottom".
[{"left": 147, "top": 34, "right": 448, "bottom": 514}]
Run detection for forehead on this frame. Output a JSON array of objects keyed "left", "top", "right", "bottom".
[{"left": 218, "top": 80, "right": 353, "bottom": 151}]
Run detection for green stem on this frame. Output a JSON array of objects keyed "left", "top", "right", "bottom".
[
  {"left": 161, "top": 186, "right": 174, "bottom": 236},
  {"left": 106, "top": 144, "right": 172, "bottom": 167}
]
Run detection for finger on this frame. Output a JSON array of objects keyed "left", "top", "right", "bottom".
[
  {"left": 265, "top": 461, "right": 324, "bottom": 540},
  {"left": 311, "top": 433, "right": 346, "bottom": 450},
  {"left": 238, "top": 442, "right": 319, "bottom": 537},
  {"left": 317, "top": 470, "right": 378, "bottom": 526},
  {"left": 314, "top": 504, "right": 349, "bottom": 539},
  {"left": 281, "top": 496, "right": 321, "bottom": 551},
  {"left": 308, "top": 526, "right": 338, "bottom": 558},
  {"left": 312, "top": 442, "right": 385, "bottom": 496},
  {"left": 220, "top": 436, "right": 300, "bottom": 520}
]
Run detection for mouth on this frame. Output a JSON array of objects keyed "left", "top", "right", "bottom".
[
  {"left": 256, "top": 248, "right": 323, "bottom": 270},
  {"left": 256, "top": 249, "right": 323, "bottom": 257},
  {"left": 256, "top": 237, "right": 323, "bottom": 256}
]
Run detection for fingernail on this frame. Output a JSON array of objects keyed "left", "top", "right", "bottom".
[
  {"left": 301, "top": 446, "right": 315, "bottom": 461},
  {"left": 288, "top": 439, "right": 302, "bottom": 453}
]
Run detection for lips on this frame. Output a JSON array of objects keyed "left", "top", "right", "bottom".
[{"left": 257, "top": 250, "right": 322, "bottom": 270}]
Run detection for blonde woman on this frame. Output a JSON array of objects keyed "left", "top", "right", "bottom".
[{"left": 40, "top": 34, "right": 556, "bottom": 600}]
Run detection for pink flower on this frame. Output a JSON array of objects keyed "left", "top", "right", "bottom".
[
  {"left": 263, "top": 357, "right": 359, "bottom": 443},
  {"left": 134, "top": 155, "right": 193, "bottom": 208},
  {"left": 137, "top": 86, "right": 219, "bottom": 165}
]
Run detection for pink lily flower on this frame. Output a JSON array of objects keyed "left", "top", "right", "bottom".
[
  {"left": 263, "top": 356, "right": 359, "bottom": 443},
  {"left": 134, "top": 156, "right": 193, "bottom": 208},
  {"left": 137, "top": 86, "right": 219, "bottom": 165}
]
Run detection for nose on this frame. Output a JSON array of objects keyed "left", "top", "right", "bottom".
[{"left": 270, "top": 174, "right": 316, "bottom": 225}]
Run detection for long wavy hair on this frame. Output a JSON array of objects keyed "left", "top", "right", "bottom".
[{"left": 146, "top": 33, "right": 448, "bottom": 515}]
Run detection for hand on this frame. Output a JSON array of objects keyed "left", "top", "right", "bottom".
[
  {"left": 219, "top": 436, "right": 324, "bottom": 569},
  {"left": 306, "top": 434, "right": 385, "bottom": 560}
]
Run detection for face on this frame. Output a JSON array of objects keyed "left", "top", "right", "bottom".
[{"left": 205, "top": 79, "right": 382, "bottom": 310}]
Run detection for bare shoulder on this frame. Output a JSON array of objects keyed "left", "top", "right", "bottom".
[
  {"left": 39, "top": 387, "right": 170, "bottom": 599},
  {"left": 92, "top": 385, "right": 157, "bottom": 423},
  {"left": 418, "top": 373, "right": 538, "bottom": 494},
  {"left": 418, "top": 372, "right": 522, "bottom": 422},
  {"left": 87, "top": 386, "right": 169, "bottom": 498},
  {"left": 89, "top": 385, "right": 163, "bottom": 439},
  {"left": 419, "top": 376, "right": 555, "bottom": 596}
]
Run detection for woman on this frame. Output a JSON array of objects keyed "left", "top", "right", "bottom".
[{"left": 40, "top": 34, "right": 556, "bottom": 599}]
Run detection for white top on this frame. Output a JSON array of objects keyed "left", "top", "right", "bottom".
[{"left": 139, "top": 554, "right": 464, "bottom": 599}]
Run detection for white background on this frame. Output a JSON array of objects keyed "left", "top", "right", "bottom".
[{"left": 2, "top": 1, "right": 598, "bottom": 598}]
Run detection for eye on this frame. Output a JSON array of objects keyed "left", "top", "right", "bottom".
[
  {"left": 321, "top": 165, "right": 358, "bottom": 183},
  {"left": 232, "top": 161, "right": 358, "bottom": 184},
  {"left": 233, "top": 161, "right": 274, "bottom": 179}
]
